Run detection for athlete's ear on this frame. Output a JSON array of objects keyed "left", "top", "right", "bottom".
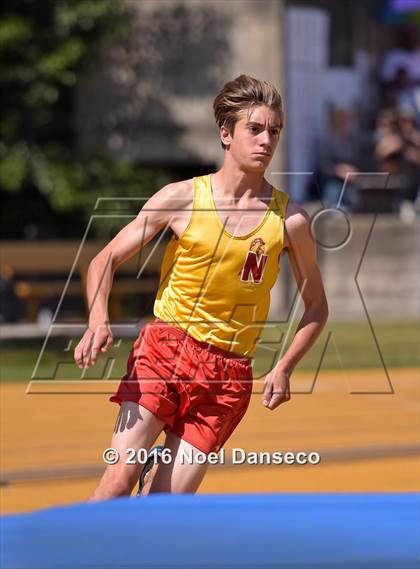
[
  {"left": 280, "top": 111, "right": 285, "bottom": 131},
  {"left": 220, "top": 125, "right": 232, "bottom": 149}
]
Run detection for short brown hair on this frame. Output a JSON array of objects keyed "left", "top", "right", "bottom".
[{"left": 213, "top": 74, "right": 284, "bottom": 149}]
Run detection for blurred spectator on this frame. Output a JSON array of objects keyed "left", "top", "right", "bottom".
[
  {"left": 0, "top": 264, "right": 19, "bottom": 322},
  {"left": 387, "top": 67, "right": 420, "bottom": 122},
  {"left": 380, "top": 28, "right": 420, "bottom": 121},
  {"left": 319, "top": 108, "right": 360, "bottom": 209},
  {"left": 380, "top": 28, "right": 420, "bottom": 84},
  {"left": 374, "top": 106, "right": 420, "bottom": 202}
]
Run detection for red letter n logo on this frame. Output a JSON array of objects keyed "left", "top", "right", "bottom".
[{"left": 240, "top": 238, "right": 268, "bottom": 284}]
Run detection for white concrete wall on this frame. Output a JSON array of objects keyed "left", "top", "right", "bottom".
[
  {"left": 76, "top": 0, "right": 286, "bottom": 179},
  {"left": 278, "top": 213, "right": 419, "bottom": 322}
]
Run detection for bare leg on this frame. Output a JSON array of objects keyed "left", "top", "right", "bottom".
[
  {"left": 145, "top": 432, "right": 209, "bottom": 494},
  {"left": 90, "top": 402, "right": 165, "bottom": 501}
]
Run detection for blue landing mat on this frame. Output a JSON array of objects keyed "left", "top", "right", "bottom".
[{"left": 1, "top": 493, "right": 419, "bottom": 569}]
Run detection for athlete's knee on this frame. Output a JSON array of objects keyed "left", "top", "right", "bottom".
[
  {"left": 108, "top": 478, "right": 133, "bottom": 496},
  {"left": 102, "top": 466, "right": 139, "bottom": 497}
]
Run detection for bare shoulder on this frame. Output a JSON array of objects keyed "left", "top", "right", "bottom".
[
  {"left": 285, "top": 199, "right": 311, "bottom": 228},
  {"left": 143, "top": 178, "right": 193, "bottom": 210},
  {"left": 284, "top": 199, "right": 313, "bottom": 249}
]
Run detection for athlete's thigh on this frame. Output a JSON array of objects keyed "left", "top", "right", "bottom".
[
  {"left": 106, "top": 401, "right": 165, "bottom": 480},
  {"left": 148, "top": 432, "right": 209, "bottom": 494}
]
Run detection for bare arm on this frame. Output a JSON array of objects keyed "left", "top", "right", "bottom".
[
  {"left": 74, "top": 181, "right": 191, "bottom": 368},
  {"left": 263, "top": 201, "right": 329, "bottom": 410}
]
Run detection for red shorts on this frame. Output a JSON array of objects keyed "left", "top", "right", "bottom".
[{"left": 110, "top": 318, "right": 253, "bottom": 454}]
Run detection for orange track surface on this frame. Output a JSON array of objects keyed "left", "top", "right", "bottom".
[{"left": 1, "top": 367, "right": 419, "bottom": 514}]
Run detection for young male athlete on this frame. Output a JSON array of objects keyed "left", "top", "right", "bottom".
[{"left": 74, "top": 75, "right": 328, "bottom": 499}]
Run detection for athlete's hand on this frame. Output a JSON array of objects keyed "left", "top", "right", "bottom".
[
  {"left": 74, "top": 322, "right": 113, "bottom": 368},
  {"left": 262, "top": 366, "right": 291, "bottom": 410}
]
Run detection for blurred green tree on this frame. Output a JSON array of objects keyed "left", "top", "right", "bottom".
[{"left": 0, "top": 0, "right": 170, "bottom": 238}]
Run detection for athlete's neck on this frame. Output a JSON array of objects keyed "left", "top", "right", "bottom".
[{"left": 211, "top": 164, "right": 270, "bottom": 201}]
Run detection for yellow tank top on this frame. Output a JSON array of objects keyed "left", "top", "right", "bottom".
[{"left": 153, "top": 174, "right": 288, "bottom": 357}]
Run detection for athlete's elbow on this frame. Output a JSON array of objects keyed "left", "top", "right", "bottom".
[
  {"left": 90, "top": 250, "right": 116, "bottom": 275},
  {"left": 316, "top": 299, "right": 329, "bottom": 325},
  {"left": 306, "top": 297, "right": 329, "bottom": 325}
]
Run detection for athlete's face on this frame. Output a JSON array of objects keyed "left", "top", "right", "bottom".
[{"left": 221, "top": 105, "right": 282, "bottom": 172}]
